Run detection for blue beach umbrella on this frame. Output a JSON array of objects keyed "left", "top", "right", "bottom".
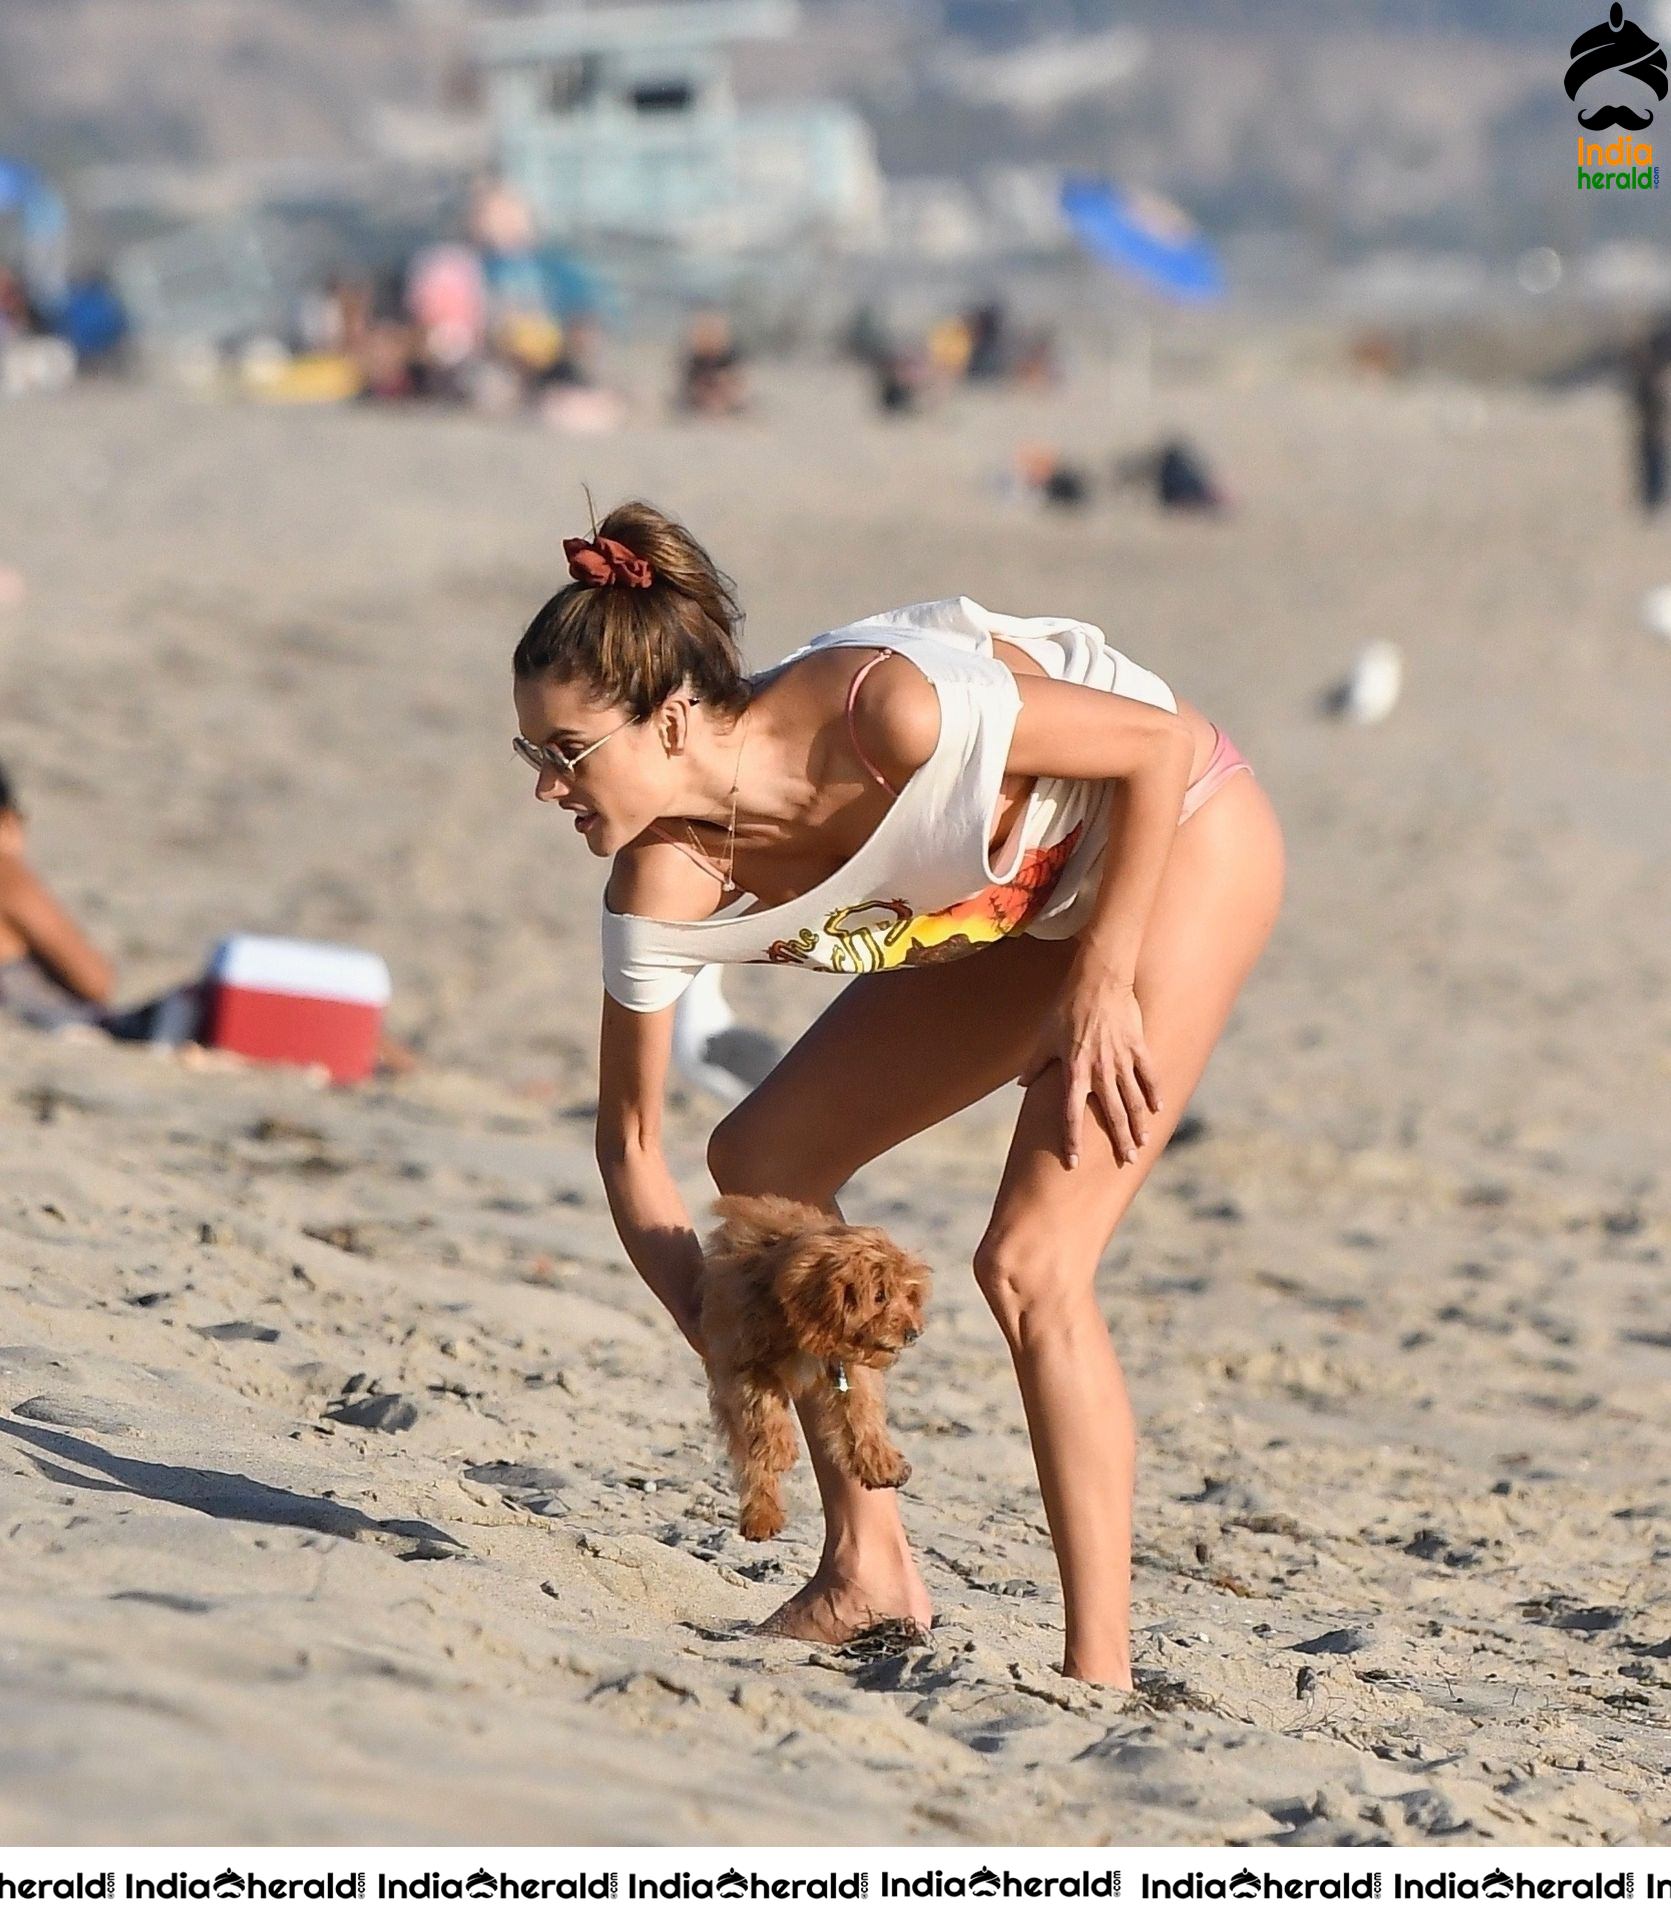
[
  {"left": 0, "top": 157, "right": 124, "bottom": 354},
  {"left": 0, "top": 156, "right": 69, "bottom": 302},
  {"left": 1059, "top": 177, "right": 1225, "bottom": 305},
  {"left": 0, "top": 158, "right": 53, "bottom": 220}
]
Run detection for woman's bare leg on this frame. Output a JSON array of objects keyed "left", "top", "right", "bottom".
[
  {"left": 706, "top": 936, "right": 1081, "bottom": 1640},
  {"left": 975, "top": 776, "right": 1285, "bottom": 1685},
  {"left": 705, "top": 776, "right": 1282, "bottom": 1659},
  {"left": 712, "top": 1165, "right": 934, "bottom": 1641}
]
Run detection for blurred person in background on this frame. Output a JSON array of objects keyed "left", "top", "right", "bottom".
[
  {"left": 407, "top": 244, "right": 487, "bottom": 363},
  {"left": 1015, "top": 443, "right": 1093, "bottom": 509},
  {"left": 470, "top": 170, "right": 544, "bottom": 318},
  {"left": 845, "top": 305, "right": 936, "bottom": 417},
  {"left": 0, "top": 757, "right": 189, "bottom": 1036},
  {"left": 0, "top": 757, "right": 114, "bottom": 1020},
  {"left": 0, "top": 266, "right": 39, "bottom": 344},
  {"left": 1625, "top": 327, "right": 1668, "bottom": 514},
  {"left": 962, "top": 299, "right": 1010, "bottom": 381},
  {"left": 1010, "top": 322, "right": 1059, "bottom": 389},
  {"left": 678, "top": 310, "right": 748, "bottom": 416},
  {"left": 535, "top": 315, "right": 627, "bottom": 434},
  {"left": 1113, "top": 436, "right": 1230, "bottom": 515},
  {"left": 873, "top": 346, "right": 932, "bottom": 416}
]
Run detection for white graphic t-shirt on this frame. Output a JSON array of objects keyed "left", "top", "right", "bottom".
[{"left": 599, "top": 596, "right": 1177, "bottom": 1012}]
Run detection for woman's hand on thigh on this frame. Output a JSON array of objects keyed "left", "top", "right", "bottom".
[{"left": 1017, "top": 963, "right": 1161, "bottom": 1169}]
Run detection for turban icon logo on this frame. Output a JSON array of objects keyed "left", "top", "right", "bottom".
[{"left": 1566, "top": 3, "right": 1668, "bottom": 130}]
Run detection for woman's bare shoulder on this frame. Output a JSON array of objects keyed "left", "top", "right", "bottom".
[
  {"left": 844, "top": 650, "right": 941, "bottom": 785},
  {"left": 605, "top": 830, "right": 725, "bottom": 921}
]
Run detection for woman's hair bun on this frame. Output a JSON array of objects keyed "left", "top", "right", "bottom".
[{"left": 513, "top": 499, "right": 748, "bottom": 720}]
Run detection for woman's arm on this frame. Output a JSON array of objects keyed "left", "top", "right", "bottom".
[
  {"left": 596, "top": 988, "right": 706, "bottom": 1351},
  {"left": 0, "top": 855, "right": 116, "bottom": 1004},
  {"left": 858, "top": 661, "right": 1194, "bottom": 984},
  {"left": 593, "top": 834, "right": 728, "bottom": 1352},
  {"left": 599, "top": 983, "right": 710, "bottom": 1359},
  {"left": 1004, "top": 675, "right": 1194, "bottom": 983},
  {"left": 598, "top": 1154, "right": 706, "bottom": 1354},
  {"left": 1004, "top": 676, "right": 1194, "bottom": 1168}
]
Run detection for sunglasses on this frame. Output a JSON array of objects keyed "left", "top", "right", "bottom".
[{"left": 512, "top": 712, "right": 635, "bottom": 779}]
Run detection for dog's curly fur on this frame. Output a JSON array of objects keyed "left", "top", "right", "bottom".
[{"left": 698, "top": 1194, "right": 932, "bottom": 1541}]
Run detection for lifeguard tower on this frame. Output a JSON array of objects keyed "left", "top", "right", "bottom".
[{"left": 474, "top": 0, "right": 882, "bottom": 254}]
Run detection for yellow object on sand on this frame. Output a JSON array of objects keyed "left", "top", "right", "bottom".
[
  {"left": 244, "top": 354, "right": 364, "bottom": 405},
  {"left": 928, "top": 318, "right": 972, "bottom": 377},
  {"left": 498, "top": 313, "right": 564, "bottom": 373}
]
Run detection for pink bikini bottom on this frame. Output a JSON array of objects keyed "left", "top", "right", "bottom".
[{"left": 1178, "top": 725, "right": 1254, "bottom": 826}]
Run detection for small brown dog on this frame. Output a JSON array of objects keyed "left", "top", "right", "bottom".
[{"left": 698, "top": 1194, "right": 932, "bottom": 1541}]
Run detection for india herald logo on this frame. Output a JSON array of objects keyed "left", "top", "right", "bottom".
[{"left": 1566, "top": 4, "right": 1668, "bottom": 129}]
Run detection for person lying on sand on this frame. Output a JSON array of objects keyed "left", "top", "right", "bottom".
[
  {"left": 0, "top": 757, "right": 123, "bottom": 1026},
  {"left": 0, "top": 759, "right": 415, "bottom": 1069},
  {"left": 508, "top": 503, "right": 1285, "bottom": 1690}
]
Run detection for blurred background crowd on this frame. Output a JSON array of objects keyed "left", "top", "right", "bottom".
[{"left": 4, "top": 0, "right": 1671, "bottom": 509}]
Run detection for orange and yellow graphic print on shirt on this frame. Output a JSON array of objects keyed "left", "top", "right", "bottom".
[{"left": 763, "top": 824, "right": 1084, "bottom": 974}]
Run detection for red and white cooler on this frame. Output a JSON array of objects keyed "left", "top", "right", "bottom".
[{"left": 204, "top": 935, "right": 391, "bottom": 1084}]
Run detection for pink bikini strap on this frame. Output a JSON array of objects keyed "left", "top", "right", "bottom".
[{"left": 844, "top": 648, "right": 900, "bottom": 798}]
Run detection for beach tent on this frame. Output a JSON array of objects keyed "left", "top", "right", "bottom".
[{"left": 1059, "top": 177, "right": 1224, "bottom": 306}]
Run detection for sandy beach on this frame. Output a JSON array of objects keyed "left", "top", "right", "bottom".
[{"left": 0, "top": 356, "right": 1666, "bottom": 1844}]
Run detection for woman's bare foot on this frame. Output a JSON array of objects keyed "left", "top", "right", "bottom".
[
  {"left": 755, "top": 1556, "right": 933, "bottom": 1647},
  {"left": 1063, "top": 1656, "right": 1134, "bottom": 1692}
]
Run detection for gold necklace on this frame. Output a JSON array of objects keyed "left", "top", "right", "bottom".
[{"left": 685, "top": 708, "right": 750, "bottom": 895}]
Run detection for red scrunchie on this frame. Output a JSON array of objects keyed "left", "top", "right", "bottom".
[{"left": 563, "top": 535, "right": 653, "bottom": 589}]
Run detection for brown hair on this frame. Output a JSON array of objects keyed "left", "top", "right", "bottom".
[{"left": 512, "top": 500, "right": 749, "bottom": 719}]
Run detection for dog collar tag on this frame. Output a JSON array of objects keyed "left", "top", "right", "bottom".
[{"left": 830, "top": 1360, "right": 850, "bottom": 1395}]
